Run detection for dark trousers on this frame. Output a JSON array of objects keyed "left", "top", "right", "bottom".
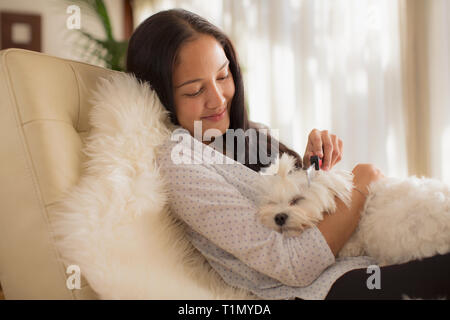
[{"left": 324, "top": 252, "right": 450, "bottom": 299}]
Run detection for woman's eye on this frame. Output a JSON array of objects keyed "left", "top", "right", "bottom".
[
  {"left": 289, "top": 196, "right": 304, "bottom": 206},
  {"left": 185, "top": 88, "right": 203, "bottom": 97},
  {"left": 183, "top": 75, "right": 228, "bottom": 97}
]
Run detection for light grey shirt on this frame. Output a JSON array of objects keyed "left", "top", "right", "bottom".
[{"left": 155, "top": 128, "right": 377, "bottom": 300}]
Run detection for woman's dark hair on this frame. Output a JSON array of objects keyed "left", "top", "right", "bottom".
[{"left": 126, "top": 8, "right": 302, "bottom": 171}]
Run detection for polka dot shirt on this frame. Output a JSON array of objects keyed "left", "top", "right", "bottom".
[{"left": 155, "top": 128, "right": 377, "bottom": 300}]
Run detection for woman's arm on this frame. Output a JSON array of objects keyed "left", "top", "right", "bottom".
[
  {"left": 317, "top": 163, "right": 385, "bottom": 256},
  {"left": 317, "top": 189, "right": 366, "bottom": 256},
  {"left": 156, "top": 138, "right": 336, "bottom": 288}
]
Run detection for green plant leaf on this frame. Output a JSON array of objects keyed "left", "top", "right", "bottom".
[{"left": 66, "top": 0, "right": 128, "bottom": 71}]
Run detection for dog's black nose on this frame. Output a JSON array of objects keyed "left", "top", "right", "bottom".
[{"left": 274, "top": 213, "right": 288, "bottom": 226}]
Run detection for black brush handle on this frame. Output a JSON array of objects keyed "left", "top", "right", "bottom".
[{"left": 310, "top": 155, "right": 321, "bottom": 170}]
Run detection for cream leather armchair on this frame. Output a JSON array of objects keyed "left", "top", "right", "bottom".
[{"left": 0, "top": 48, "right": 119, "bottom": 299}]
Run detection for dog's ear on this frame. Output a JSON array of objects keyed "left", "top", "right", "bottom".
[
  {"left": 259, "top": 153, "right": 300, "bottom": 177},
  {"left": 259, "top": 160, "right": 279, "bottom": 176},
  {"left": 276, "top": 153, "right": 299, "bottom": 177},
  {"left": 315, "top": 170, "right": 354, "bottom": 208},
  {"left": 278, "top": 146, "right": 303, "bottom": 170},
  {"left": 259, "top": 153, "right": 294, "bottom": 176}
]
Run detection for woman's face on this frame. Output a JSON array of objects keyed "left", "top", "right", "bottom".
[{"left": 172, "top": 34, "right": 235, "bottom": 143}]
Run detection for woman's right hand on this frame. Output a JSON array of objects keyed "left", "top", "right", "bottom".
[{"left": 352, "top": 164, "right": 385, "bottom": 196}]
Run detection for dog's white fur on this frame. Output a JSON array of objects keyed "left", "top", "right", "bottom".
[
  {"left": 258, "top": 153, "right": 450, "bottom": 266},
  {"left": 51, "top": 73, "right": 253, "bottom": 299}
]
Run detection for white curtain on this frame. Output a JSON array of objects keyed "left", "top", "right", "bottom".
[
  {"left": 224, "top": 0, "right": 408, "bottom": 179},
  {"left": 132, "top": 0, "right": 449, "bottom": 182},
  {"left": 425, "top": 0, "right": 450, "bottom": 184}
]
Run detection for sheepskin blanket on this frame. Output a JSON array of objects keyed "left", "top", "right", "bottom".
[{"left": 51, "top": 73, "right": 253, "bottom": 299}]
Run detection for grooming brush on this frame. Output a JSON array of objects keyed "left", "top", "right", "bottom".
[{"left": 306, "top": 155, "right": 323, "bottom": 187}]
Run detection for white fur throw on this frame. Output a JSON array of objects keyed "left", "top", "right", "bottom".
[{"left": 51, "top": 73, "right": 253, "bottom": 299}]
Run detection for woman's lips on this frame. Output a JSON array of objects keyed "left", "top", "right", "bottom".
[{"left": 202, "top": 108, "right": 227, "bottom": 121}]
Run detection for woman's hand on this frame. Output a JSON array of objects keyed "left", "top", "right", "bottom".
[
  {"left": 352, "top": 164, "right": 385, "bottom": 196},
  {"left": 303, "top": 129, "right": 343, "bottom": 170}
]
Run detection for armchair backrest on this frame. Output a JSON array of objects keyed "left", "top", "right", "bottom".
[{"left": 0, "top": 48, "right": 118, "bottom": 299}]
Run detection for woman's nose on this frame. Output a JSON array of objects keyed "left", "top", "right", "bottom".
[{"left": 205, "top": 82, "right": 226, "bottom": 109}]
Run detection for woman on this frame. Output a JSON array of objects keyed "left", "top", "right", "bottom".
[{"left": 126, "top": 9, "right": 450, "bottom": 299}]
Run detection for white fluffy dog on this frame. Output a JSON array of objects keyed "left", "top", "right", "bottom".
[{"left": 257, "top": 153, "right": 450, "bottom": 266}]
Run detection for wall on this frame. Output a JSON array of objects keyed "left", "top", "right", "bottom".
[{"left": 0, "top": 0, "right": 124, "bottom": 64}]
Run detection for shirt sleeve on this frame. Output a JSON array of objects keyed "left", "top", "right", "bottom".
[{"left": 156, "top": 140, "right": 336, "bottom": 287}]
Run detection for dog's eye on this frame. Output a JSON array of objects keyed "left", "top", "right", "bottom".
[{"left": 289, "top": 196, "right": 304, "bottom": 206}]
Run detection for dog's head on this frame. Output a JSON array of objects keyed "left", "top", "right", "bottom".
[{"left": 258, "top": 153, "right": 353, "bottom": 236}]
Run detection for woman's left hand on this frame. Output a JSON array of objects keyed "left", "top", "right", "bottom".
[{"left": 303, "top": 129, "right": 343, "bottom": 170}]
